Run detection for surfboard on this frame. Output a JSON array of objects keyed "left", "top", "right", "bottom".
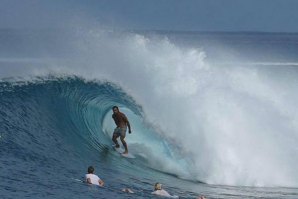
[
  {"left": 72, "top": 178, "right": 84, "bottom": 183},
  {"left": 112, "top": 145, "right": 135, "bottom": 159}
]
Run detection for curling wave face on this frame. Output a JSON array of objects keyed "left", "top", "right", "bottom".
[{"left": 0, "top": 77, "right": 193, "bottom": 189}]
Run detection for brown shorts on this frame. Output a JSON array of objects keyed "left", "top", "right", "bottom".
[{"left": 113, "top": 127, "right": 127, "bottom": 137}]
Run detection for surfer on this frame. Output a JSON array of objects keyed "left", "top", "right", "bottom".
[
  {"left": 85, "top": 166, "right": 104, "bottom": 187},
  {"left": 151, "top": 183, "right": 173, "bottom": 197},
  {"left": 121, "top": 188, "right": 134, "bottom": 193},
  {"left": 112, "top": 106, "right": 132, "bottom": 154},
  {"left": 151, "top": 183, "right": 181, "bottom": 198}
]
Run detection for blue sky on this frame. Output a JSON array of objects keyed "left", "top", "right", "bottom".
[{"left": 1, "top": 0, "right": 298, "bottom": 32}]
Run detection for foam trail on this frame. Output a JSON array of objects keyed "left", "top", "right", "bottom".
[{"left": 1, "top": 28, "right": 298, "bottom": 187}]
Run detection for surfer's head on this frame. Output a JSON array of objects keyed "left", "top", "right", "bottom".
[
  {"left": 87, "top": 166, "right": 94, "bottom": 174},
  {"left": 154, "top": 183, "right": 162, "bottom": 190},
  {"left": 112, "top": 106, "right": 119, "bottom": 113}
]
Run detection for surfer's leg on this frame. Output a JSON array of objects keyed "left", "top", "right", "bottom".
[
  {"left": 112, "top": 133, "right": 120, "bottom": 148},
  {"left": 120, "top": 128, "right": 128, "bottom": 154},
  {"left": 120, "top": 136, "right": 128, "bottom": 154}
]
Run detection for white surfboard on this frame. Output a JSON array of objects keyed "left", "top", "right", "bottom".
[{"left": 112, "top": 145, "right": 135, "bottom": 159}]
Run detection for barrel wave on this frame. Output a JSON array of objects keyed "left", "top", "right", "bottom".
[{"left": 0, "top": 76, "right": 191, "bottom": 198}]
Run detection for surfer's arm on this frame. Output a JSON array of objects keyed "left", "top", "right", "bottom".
[
  {"left": 122, "top": 113, "right": 132, "bottom": 133},
  {"left": 127, "top": 120, "right": 131, "bottom": 133},
  {"left": 98, "top": 179, "right": 104, "bottom": 187},
  {"left": 86, "top": 178, "right": 92, "bottom": 184}
]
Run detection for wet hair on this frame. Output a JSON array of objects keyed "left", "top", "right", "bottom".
[
  {"left": 112, "top": 106, "right": 119, "bottom": 110},
  {"left": 87, "top": 166, "right": 94, "bottom": 174}
]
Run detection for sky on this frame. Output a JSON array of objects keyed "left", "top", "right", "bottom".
[{"left": 1, "top": 0, "right": 298, "bottom": 32}]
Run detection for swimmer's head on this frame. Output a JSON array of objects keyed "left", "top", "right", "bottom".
[
  {"left": 154, "top": 183, "right": 162, "bottom": 190},
  {"left": 87, "top": 166, "right": 94, "bottom": 174}
]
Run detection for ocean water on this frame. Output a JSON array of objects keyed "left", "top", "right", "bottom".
[{"left": 1, "top": 29, "right": 298, "bottom": 199}]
